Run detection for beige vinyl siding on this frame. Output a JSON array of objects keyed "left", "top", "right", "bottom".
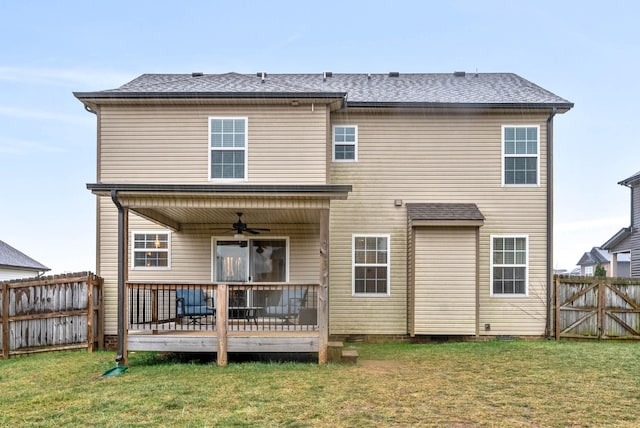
[
  {"left": 413, "top": 227, "right": 476, "bottom": 335},
  {"left": 98, "top": 201, "right": 320, "bottom": 335},
  {"left": 99, "top": 104, "right": 327, "bottom": 184},
  {"left": 329, "top": 111, "right": 549, "bottom": 336}
]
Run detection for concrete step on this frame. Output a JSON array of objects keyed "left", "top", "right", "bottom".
[
  {"left": 327, "top": 341, "right": 344, "bottom": 363},
  {"left": 341, "top": 348, "right": 359, "bottom": 364}
]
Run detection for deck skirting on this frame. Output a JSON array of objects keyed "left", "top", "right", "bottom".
[{"left": 127, "top": 332, "right": 319, "bottom": 353}]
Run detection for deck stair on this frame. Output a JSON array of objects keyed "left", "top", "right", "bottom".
[{"left": 327, "top": 341, "right": 359, "bottom": 364}]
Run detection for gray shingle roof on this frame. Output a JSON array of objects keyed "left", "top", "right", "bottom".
[
  {"left": 75, "top": 72, "right": 573, "bottom": 108},
  {"left": 576, "top": 247, "right": 630, "bottom": 266},
  {"left": 0, "top": 240, "right": 49, "bottom": 271},
  {"left": 407, "top": 203, "right": 485, "bottom": 221}
]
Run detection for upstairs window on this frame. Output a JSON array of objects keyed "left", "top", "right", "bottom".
[
  {"left": 503, "top": 126, "right": 538, "bottom": 186},
  {"left": 491, "top": 235, "right": 528, "bottom": 296},
  {"left": 132, "top": 231, "right": 170, "bottom": 269},
  {"left": 333, "top": 125, "right": 358, "bottom": 161},
  {"left": 210, "top": 117, "right": 247, "bottom": 180}
]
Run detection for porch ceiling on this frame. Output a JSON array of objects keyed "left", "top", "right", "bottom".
[
  {"left": 87, "top": 183, "right": 351, "bottom": 231},
  {"left": 133, "top": 206, "right": 321, "bottom": 230}
]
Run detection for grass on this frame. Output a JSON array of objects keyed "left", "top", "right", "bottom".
[{"left": 1, "top": 340, "right": 639, "bottom": 427}]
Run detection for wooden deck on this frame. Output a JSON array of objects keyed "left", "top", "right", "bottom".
[{"left": 125, "top": 282, "right": 322, "bottom": 364}]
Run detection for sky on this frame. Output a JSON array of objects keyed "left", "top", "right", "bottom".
[{"left": 0, "top": 0, "right": 638, "bottom": 274}]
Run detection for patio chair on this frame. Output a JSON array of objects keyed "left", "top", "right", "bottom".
[
  {"left": 263, "top": 287, "right": 307, "bottom": 323},
  {"left": 176, "top": 288, "right": 215, "bottom": 325}
]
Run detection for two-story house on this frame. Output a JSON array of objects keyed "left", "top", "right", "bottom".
[
  {"left": 75, "top": 72, "right": 572, "bottom": 364},
  {"left": 602, "top": 170, "right": 640, "bottom": 277}
]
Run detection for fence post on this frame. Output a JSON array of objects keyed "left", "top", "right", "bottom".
[
  {"left": 1, "top": 282, "right": 8, "bottom": 359},
  {"left": 555, "top": 276, "right": 560, "bottom": 340},
  {"left": 598, "top": 279, "right": 606, "bottom": 339},
  {"left": 217, "top": 284, "right": 228, "bottom": 366},
  {"left": 87, "top": 273, "right": 94, "bottom": 352}
]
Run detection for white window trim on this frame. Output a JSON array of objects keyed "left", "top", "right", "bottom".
[
  {"left": 332, "top": 125, "right": 358, "bottom": 162},
  {"left": 210, "top": 236, "right": 290, "bottom": 283},
  {"left": 490, "top": 234, "right": 529, "bottom": 297},
  {"left": 131, "top": 230, "right": 171, "bottom": 270},
  {"left": 501, "top": 125, "right": 540, "bottom": 188},
  {"left": 209, "top": 117, "right": 249, "bottom": 182},
  {"left": 584, "top": 266, "right": 594, "bottom": 276},
  {"left": 352, "top": 233, "right": 391, "bottom": 297}
]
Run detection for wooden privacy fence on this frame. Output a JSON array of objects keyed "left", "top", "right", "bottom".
[
  {"left": 555, "top": 275, "right": 640, "bottom": 340},
  {"left": 1, "top": 272, "right": 103, "bottom": 359}
]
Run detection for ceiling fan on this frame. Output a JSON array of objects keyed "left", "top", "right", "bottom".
[{"left": 231, "top": 212, "right": 270, "bottom": 235}]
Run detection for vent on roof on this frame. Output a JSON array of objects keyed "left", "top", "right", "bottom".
[
  {"left": 256, "top": 71, "right": 267, "bottom": 83},
  {"left": 388, "top": 71, "right": 400, "bottom": 77},
  {"left": 453, "top": 71, "right": 466, "bottom": 77},
  {"left": 191, "top": 72, "right": 203, "bottom": 77},
  {"left": 323, "top": 71, "right": 332, "bottom": 81}
]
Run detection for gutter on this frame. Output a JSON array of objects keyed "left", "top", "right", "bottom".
[
  {"left": 546, "top": 107, "right": 557, "bottom": 338},
  {"left": 344, "top": 101, "right": 574, "bottom": 111},
  {"left": 110, "top": 190, "right": 126, "bottom": 363},
  {"left": 73, "top": 91, "right": 347, "bottom": 100}
]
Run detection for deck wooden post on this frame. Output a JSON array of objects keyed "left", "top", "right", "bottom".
[
  {"left": 217, "top": 284, "right": 228, "bottom": 366},
  {"left": 318, "top": 208, "right": 330, "bottom": 364},
  {"left": 121, "top": 207, "right": 129, "bottom": 366}
]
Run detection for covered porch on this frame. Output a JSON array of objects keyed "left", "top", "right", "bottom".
[{"left": 87, "top": 183, "right": 351, "bottom": 365}]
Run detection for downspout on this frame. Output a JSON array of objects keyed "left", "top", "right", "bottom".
[
  {"left": 111, "top": 189, "right": 125, "bottom": 363},
  {"left": 546, "top": 107, "right": 557, "bottom": 338}
]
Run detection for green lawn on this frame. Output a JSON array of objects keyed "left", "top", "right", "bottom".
[{"left": 1, "top": 340, "right": 639, "bottom": 427}]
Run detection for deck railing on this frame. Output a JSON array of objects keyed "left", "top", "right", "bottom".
[{"left": 126, "top": 282, "right": 319, "bottom": 332}]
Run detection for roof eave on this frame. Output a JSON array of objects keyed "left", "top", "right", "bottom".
[
  {"left": 87, "top": 183, "right": 352, "bottom": 198},
  {"left": 602, "top": 227, "right": 633, "bottom": 250},
  {"left": 0, "top": 263, "right": 50, "bottom": 271},
  {"left": 345, "top": 101, "right": 573, "bottom": 111},
  {"left": 73, "top": 91, "right": 347, "bottom": 100},
  {"left": 618, "top": 174, "right": 640, "bottom": 187}
]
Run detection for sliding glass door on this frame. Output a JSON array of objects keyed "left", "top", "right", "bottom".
[{"left": 214, "top": 238, "right": 288, "bottom": 307}]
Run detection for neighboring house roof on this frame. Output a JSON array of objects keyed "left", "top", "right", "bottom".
[
  {"left": 619, "top": 170, "right": 640, "bottom": 187},
  {"left": 577, "top": 247, "right": 630, "bottom": 266},
  {"left": 74, "top": 72, "right": 573, "bottom": 110},
  {"left": 0, "top": 240, "right": 49, "bottom": 271},
  {"left": 602, "top": 227, "right": 633, "bottom": 251}
]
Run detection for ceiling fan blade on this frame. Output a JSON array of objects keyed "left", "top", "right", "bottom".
[{"left": 244, "top": 228, "right": 261, "bottom": 235}]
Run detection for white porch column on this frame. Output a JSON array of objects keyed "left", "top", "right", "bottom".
[{"left": 610, "top": 253, "right": 618, "bottom": 277}]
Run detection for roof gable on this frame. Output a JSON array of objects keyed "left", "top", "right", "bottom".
[{"left": 575, "top": 247, "right": 629, "bottom": 266}]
